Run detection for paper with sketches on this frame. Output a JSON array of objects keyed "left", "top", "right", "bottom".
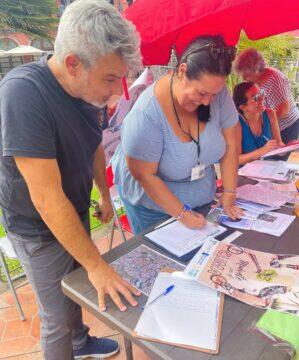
[
  {"left": 135, "top": 271, "right": 222, "bottom": 351},
  {"left": 261, "top": 142, "right": 299, "bottom": 158},
  {"left": 103, "top": 68, "right": 153, "bottom": 164},
  {"left": 237, "top": 184, "right": 294, "bottom": 207},
  {"left": 111, "top": 245, "right": 184, "bottom": 295},
  {"left": 185, "top": 238, "right": 299, "bottom": 315}
]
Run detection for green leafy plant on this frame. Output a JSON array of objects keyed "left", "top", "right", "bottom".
[
  {"left": 0, "top": 0, "right": 58, "bottom": 39},
  {"left": 228, "top": 32, "right": 299, "bottom": 91}
]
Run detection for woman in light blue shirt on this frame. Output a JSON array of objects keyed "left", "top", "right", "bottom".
[{"left": 112, "top": 35, "right": 243, "bottom": 234}]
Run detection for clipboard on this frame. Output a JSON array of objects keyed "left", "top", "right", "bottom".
[
  {"left": 145, "top": 220, "right": 229, "bottom": 262},
  {"left": 132, "top": 269, "right": 225, "bottom": 354}
]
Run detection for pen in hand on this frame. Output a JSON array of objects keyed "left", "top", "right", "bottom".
[
  {"left": 184, "top": 204, "right": 202, "bottom": 218},
  {"left": 142, "top": 285, "right": 175, "bottom": 310}
]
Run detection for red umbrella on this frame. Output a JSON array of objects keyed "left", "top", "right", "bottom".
[{"left": 124, "top": 0, "right": 299, "bottom": 65}]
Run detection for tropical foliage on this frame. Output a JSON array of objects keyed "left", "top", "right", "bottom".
[
  {"left": 0, "top": 0, "right": 58, "bottom": 39},
  {"left": 228, "top": 32, "right": 299, "bottom": 91}
]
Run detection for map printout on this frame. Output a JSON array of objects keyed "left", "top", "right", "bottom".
[{"left": 111, "top": 245, "right": 185, "bottom": 295}]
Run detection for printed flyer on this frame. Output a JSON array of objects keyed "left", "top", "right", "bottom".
[{"left": 185, "top": 238, "right": 299, "bottom": 315}]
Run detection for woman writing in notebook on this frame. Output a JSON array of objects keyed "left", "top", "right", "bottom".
[
  {"left": 112, "top": 35, "right": 243, "bottom": 234},
  {"left": 233, "top": 82, "right": 284, "bottom": 165}
]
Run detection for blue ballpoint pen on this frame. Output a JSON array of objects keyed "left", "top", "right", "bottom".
[
  {"left": 142, "top": 285, "right": 175, "bottom": 310},
  {"left": 184, "top": 204, "right": 201, "bottom": 218}
]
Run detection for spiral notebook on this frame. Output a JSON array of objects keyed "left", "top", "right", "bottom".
[{"left": 133, "top": 270, "right": 224, "bottom": 354}]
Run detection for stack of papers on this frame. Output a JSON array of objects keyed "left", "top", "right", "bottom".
[
  {"left": 237, "top": 184, "right": 294, "bottom": 207},
  {"left": 238, "top": 160, "right": 294, "bottom": 182},
  {"left": 255, "top": 181, "right": 297, "bottom": 204},
  {"left": 145, "top": 220, "right": 226, "bottom": 259},
  {"left": 134, "top": 271, "right": 223, "bottom": 353},
  {"left": 235, "top": 199, "right": 280, "bottom": 214},
  {"left": 217, "top": 211, "right": 295, "bottom": 236},
  {"left": 261, "top": 142, "right": 299, "bottom": 158}
]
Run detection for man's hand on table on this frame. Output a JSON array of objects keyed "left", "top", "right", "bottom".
[{"left": 88, "top": 262, "right": 141, "bottom": 312}]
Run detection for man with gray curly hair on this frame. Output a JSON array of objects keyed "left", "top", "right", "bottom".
[{"left": 0, "top": 1, "right": 141, "bottom": 359}]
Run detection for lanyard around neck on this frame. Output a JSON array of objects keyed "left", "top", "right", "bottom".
[{"left": 170, "top": 74, "right": 201, "bottom": 162}]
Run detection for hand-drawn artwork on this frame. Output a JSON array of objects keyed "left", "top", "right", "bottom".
[{"left": 185, "top": 239, "right": 299, "bottom": 315}]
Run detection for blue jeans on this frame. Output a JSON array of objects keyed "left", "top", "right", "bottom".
[{"left": 117, "top": 186, "right": 169, "bottom": 234}]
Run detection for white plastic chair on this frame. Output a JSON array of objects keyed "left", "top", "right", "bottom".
[{"left": 0, "top": 236, "right": 27, "bottom": 320}]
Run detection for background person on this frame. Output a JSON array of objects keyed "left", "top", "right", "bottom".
[
  {"left": 0, "top": 1, "right": 142, "bottom": 359},
  {"left": 233, "top": 81, "right": 284, "bottom": 164},
  {"left": 112, "top": 35, "right": 243, "bottom": 234},
  {"left": 234, "top": 48, "right": 299, "bottom": 144}
]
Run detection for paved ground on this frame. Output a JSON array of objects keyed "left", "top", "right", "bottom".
[{"left": 0, "top": 226, "right": 151, "bottom": 360}]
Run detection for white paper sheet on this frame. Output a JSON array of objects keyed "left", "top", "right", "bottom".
[
  {"left": 261, "top": 142, "right": 299, "bottom": 158},
  {"left": 238, "top": 161, "right": 291, "bottom": 182},
  {"left": 237, "top": 184, "right": 293, "bottom": 207},
  {"left": 135, "top": 271, "right": 221, "bottom": 351},
  {"left": 235, "top": 199, "right": 280, "bottom": 214},
  {"left": 218, "top": 211, "right": 295, "bottom": 236},
  {"left": 146, "top": 220, "right": 226, "bottom": 258}
]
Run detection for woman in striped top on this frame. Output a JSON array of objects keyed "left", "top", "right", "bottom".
[{"left": 234, "top": 48, "right": 299, "bottom": 144}]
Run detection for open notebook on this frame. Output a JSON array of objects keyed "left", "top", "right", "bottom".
[{"left": 133, "top": 270, "right": 224, "bottom": 354}]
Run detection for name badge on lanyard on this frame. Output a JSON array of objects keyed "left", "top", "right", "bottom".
[
  {"left": 191, "top": 163, "right": 206, "bottom": 181},
  {"left": 191, "top": 127, "right": 205, "bottom": 181}
]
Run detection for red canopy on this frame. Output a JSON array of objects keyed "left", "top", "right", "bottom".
[{"left": 125, "top": 0, "right": 299, "bottom": 65}]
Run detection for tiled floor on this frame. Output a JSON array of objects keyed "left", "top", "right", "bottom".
[{"left": 0, "top": 227, "right": 151, "bottom": 360}]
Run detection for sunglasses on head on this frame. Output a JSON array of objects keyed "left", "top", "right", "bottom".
[
  {"left": 245, "top": 89, "right": 265, "bottom": 104},
  {"left": 183, "top": 43, "right": 237, "bottom": 62}
]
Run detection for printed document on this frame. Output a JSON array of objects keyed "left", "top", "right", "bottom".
[
  {"left": 238, "top": 161, "right": 292, "bottom": 181},
  {"left": 134, "top": 271, "right": 222, "bottom": 352},
  {"left": 217, "top": 211, "right": 295, "bottom": 237},
  {"left": 146, "top": 220, "right": 226, "bottom": 258},
  {"left": 237, "top": 184, "right": 294, "bottom": 207},
  {"left": 261, "top": 142, "right": 299, "bottom": 158}
]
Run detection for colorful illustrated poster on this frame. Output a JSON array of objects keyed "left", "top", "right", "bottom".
[{"left": 185, "top": 238, "right": 299, "bottom": 315}]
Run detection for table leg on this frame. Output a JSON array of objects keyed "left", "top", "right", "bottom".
[{"left": 123, "top": 336, "right": 133, "bottom": 360}]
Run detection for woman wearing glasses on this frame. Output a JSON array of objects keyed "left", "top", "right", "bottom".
[
  {"left": 111, "top": 35, "right": 243, "bottom": 234},
  {"left": 234, "top": 48, "right": 299, "bottom": 144},
  {"left": 233, "top": 82, "right": 284, "bottom": 165}
]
